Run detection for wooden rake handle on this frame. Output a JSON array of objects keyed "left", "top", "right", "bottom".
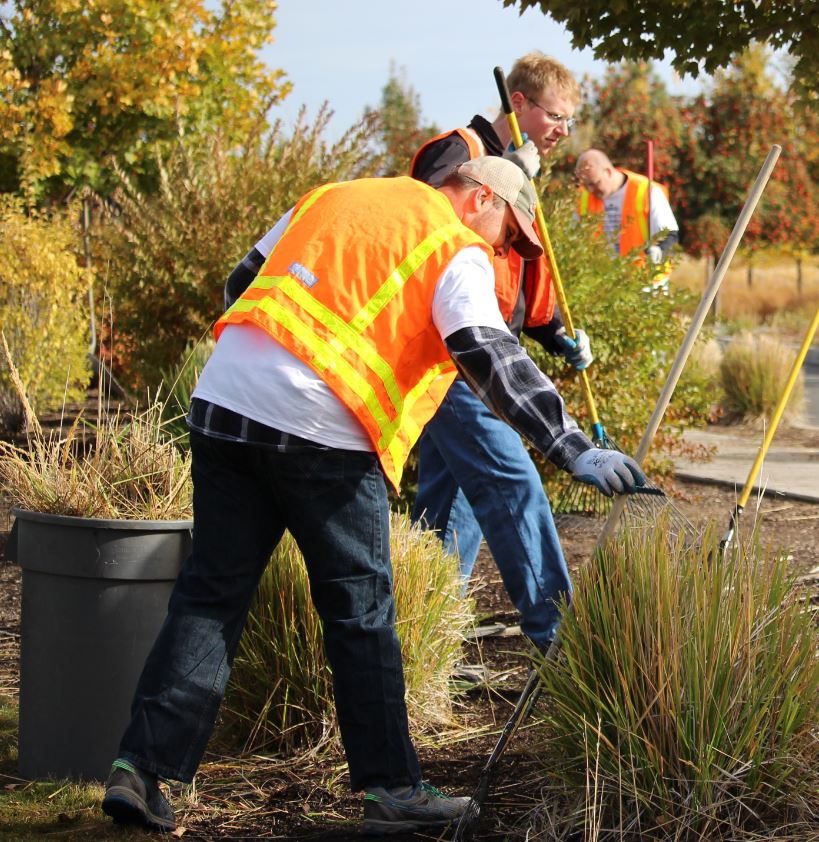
[{"left": 597, "top": 144, "right": 783, "bottom": 549}]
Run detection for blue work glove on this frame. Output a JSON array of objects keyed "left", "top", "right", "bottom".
[
  {"left": 569, "top": 448, "right": 646, "bottom": 497},
  {"left": 502, "top": 139, "right": 540, "bottom": 179},
  {"left": 554, "top": 327, "right": 593, "bottom": 370}
]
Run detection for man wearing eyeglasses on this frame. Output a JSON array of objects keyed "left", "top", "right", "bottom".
[{"left": 409, "top": 52, "right": 591, "bottom": 662}]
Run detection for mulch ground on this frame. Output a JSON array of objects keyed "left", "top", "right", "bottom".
[{"left": 0, "top": 466, "right": 817, "bottom": 840}]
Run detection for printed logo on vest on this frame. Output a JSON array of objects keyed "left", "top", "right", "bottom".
[{"left": 288, "top": 262, "right": 319, "bottom": 288}]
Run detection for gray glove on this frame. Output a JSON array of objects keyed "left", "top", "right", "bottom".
[
  {"left": 569, "top": 448, "right": 646, "bottom": 497},
  {"left": 554, "top": 327, "right": 593, "bottom": 370},
  {"left": 502, "top": 140, "right": 540, "bottom": 180},
  {"left": 646, "top": 244, "right": 663, "bottom": 265}
]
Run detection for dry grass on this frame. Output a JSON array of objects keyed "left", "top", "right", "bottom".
[
  {"left": 671, "top": 253, "right": 819, "bottom": 338},
  {"left": 719, "top": 332, "right": 805, "bottom": 424},
  {"left": 0, "top": 334, "right": 192, "bottom": 520}
]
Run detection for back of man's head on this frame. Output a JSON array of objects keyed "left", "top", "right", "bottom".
[{"left": 507, "top": 51, "right": 580, "bottom": 106}]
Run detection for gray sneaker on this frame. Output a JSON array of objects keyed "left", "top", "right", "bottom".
[
  {"left": 361, "top": 781, "right": 470, "bottom": 835},
  {"left": 101, "top": 759, "right": 176, "bottom": 832}
]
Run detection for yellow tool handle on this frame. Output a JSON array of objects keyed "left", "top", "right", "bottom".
[
  {"left": 737, "top": 304, "right": 819, "bottom": 509},
  {"left": 493, "top": 66, "right": 602, "bottom": 434}
]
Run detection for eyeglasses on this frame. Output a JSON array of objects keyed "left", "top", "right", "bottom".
[{"left": 526, "top": 97, "right": 575, "bottom": 130}]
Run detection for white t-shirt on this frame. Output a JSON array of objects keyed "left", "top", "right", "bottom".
[
  {"left": 602, "top": 180, "right": 678, "bottom": 254},
  {"left": 193, "top": 212, "right": 508, "bottom": 450}
]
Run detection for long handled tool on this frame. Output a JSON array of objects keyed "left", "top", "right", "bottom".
[
  {"left": 720, "top": 303, "right": 819, "bottom": 555},
  {"left": 646, "top": 138, "right": 654, "bottom": 247},
  {"left": 597, "top": 144, "right": 783, "bottom": 549},
  {"left": 493, "top": 66, "right": 608, "bottom": 448},
  {"left": 451, "top": 668, "right": 541, "bottom": 841}
]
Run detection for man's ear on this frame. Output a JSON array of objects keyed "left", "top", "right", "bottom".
[
  {"left": 509, "top": 90, "right": 527, "bottom": 113},
  {"left": 471, "top": 183, "right": 495, "bottom": 212}
]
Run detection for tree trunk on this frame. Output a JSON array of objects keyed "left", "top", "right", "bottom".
[{"left": 796, "top": 258, "right": 803, "bottom": 294}]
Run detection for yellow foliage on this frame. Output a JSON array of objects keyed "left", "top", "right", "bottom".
[
  {"left": 0, "top": 0, "right": 291, "bottom": 197},
  {"left": 0, "top": 197, "right": 92, "bottom": 428}
]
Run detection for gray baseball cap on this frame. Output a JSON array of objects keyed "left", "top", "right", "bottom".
[{"left": 456, "top": 156, "right": 543, "bottom": 259}]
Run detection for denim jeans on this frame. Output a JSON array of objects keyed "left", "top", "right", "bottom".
[
  {"left": 119, "top": 431, "right": 421, "bottom": 791},
  {"left": 411, "top": 379, "right": 571, "bottom": 646}
]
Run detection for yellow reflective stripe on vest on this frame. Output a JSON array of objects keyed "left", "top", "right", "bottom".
[
  {"left": 290, "top": 183, "right": 335, "bottom": 227},
  {"left": 232, "top": 275, "right": 400, "bottom": 405},
  {"left": 634, "top": 180, "right": 649, "bottom": 242},
  {"left": 579, "top": 190, "right": 589, "bottom": 215},
  {"left": 228, "top": 291, "right": 395, "bottom": 435},
  {"left": 349, "top": 222, "right": 466, "bottom": 332},
  {"left": 384, "top": 360, "right": 454, "bottom": 467}
]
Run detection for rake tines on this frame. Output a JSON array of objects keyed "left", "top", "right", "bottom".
[{"left": 553, "top": 431, "right": 697, "bottom": 546}]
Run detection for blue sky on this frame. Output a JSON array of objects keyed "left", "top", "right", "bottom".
[{"left": 262, "top": 0, "right": 706, "bottom": 140}]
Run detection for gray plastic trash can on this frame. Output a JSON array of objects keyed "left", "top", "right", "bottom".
[{"left": 9, "top": 507, "right": 191, "bottom": 781}]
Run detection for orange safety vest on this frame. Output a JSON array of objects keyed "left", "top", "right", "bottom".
[
  {"left": 411, "top": 129, "right": 556, "bottom": 329},
  {"left": 215, "top": 177, "right": 494, "bottom": 490}
]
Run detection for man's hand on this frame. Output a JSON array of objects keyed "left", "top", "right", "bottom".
[
  {"left": 646, "top": 244, "right": 663, "bottom": 265},
  {"left": 554, "top": 327, "right": 593, "bottom": 371},
  {"left": 569, "top": 449, "right": 646, "bottom": 497},
  {"left": 502, "top": 140, "right": 540, "bottom": 180}
]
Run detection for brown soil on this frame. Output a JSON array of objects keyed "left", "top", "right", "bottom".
[{"left": 0, "top": 472, "right": 817, "bottom": 840}]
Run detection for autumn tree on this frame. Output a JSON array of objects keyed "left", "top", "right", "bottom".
[
  {"left": 363, "top": 64, "right": 439, "bottom": 177},
  {"left": 0, "top": 0, "right": 291, "bottom": 202},
  {"left": 569, "top": 62, "right": 687, "bottom": 201},
  {"left": 680, "top": 47, "right": 819, "bottom": 270},
  {"left": 500, "top": 0, "right": 819, "bottom": 91}
]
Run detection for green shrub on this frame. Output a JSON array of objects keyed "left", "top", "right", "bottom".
[
  {"left": 529, "top": 519, "right": 819, "bottom": 840},
  {"left": 0, "top": 197, "right": 91, "bottom": 431},
  {"left": 220, "top": 513, "right": 471, "bottom": 755},
  {"left": 101, "top": 109, "right": 384, "bottom": 390},
  {"left": 719, "top": 331, "right": 804, "bottom": 423}
]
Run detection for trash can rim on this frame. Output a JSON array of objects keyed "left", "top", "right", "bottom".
[{"left": 11, "top": 507, "right": 193, "bottom": 531}]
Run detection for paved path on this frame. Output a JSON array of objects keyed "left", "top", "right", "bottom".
[{"left": 674, "top": 426, "right": 819, "bottom": 504}]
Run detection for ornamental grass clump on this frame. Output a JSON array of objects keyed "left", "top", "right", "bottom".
[
  {"left": 527, "top": 517, "right": 818, "bottom": 841},
  {"left": 220, "top": 513, "right": 471, "bottom": 756},
  {"left": 719, "top": 331, "right": 804, "bottom": 424},
  {"left": 0, "top": 335, "right": 192, "bottom": 520}
]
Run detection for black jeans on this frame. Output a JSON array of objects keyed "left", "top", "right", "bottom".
[{"left": 119, "top": 431, "right": 421, "bottom": 790}]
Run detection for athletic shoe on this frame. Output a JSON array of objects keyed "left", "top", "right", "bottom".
[
  {"left": 101, "top": 758, "right": 176, "bottom": 832},
  {"left": 361, "top": 780, "right": 470, "bottom": 835}
]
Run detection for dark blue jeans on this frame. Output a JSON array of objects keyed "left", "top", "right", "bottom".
[{"left": 119, "top": 431, "right": 421, "bottom": 791}]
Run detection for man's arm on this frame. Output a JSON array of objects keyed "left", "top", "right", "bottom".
[
  {"left": 224, "top": 208, "right": 295, "bottom": 310},
  {"left": 444, "top": 326, "right": 643, "bottom": 494},
  {"left": 444, "top": 325, "right": 592, "bottom": 470},
  {"left": 224, "top": 248, "right": 265, "bottom": 310},
  {"left": 648, "top": 185, "right": 680, "bottom": 260},
  {"left": 522, "top": 313, "right": 564, "bottom": 353}
]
